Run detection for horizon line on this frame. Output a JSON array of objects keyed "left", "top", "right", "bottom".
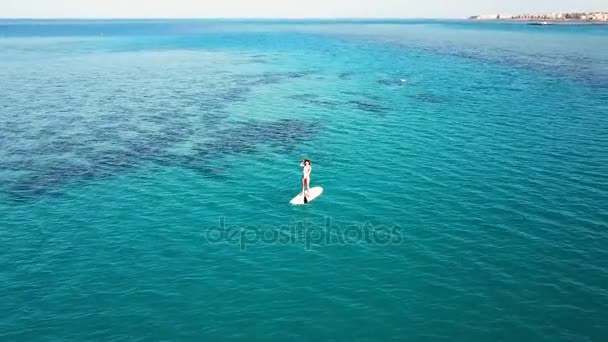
[{"left": 0, "top": 16, "right": 464, "bottom": 20}]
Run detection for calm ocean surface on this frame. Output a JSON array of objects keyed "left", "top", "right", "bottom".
[{"left": 1, "top": 19, "right": 607, "bottom": 341}]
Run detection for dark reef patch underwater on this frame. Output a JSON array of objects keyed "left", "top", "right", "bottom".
[{"left": 0, "top": 66, "right": 321, "bottom": 201}]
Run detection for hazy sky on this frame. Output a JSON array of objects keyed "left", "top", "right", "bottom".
[{"left": 0, "top": 0, "right": 605, "bottom": 18}]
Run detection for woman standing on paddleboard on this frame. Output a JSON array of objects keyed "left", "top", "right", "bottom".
[{"left": 300, "top": 159, "right": 312, "bottom": 200}]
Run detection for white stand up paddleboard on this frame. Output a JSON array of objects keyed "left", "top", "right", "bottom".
[{"left": 290, "top": 186, "right": 323, "bottom": 205}]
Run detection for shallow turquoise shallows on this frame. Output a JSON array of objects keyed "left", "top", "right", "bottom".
[{"left": 1, "top": 20, "right": 607, "bottom": 341}]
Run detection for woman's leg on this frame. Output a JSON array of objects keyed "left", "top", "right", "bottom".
[
  {"left": 302, "top": 177, "right": 306, "bottom": 194},
  {"left": 304, "top": 176, "right": 310, "bottom": 191}
]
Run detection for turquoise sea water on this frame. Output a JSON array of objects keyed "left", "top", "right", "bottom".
[{"left": 1, "top": 20, "right": 607, "bottom": 341}]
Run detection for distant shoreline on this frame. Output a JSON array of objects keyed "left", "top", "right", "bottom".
[
  {"left": 470, "top": 19, "right": 608, "bottom": 25},
  {"left": 469, "top": 19, "right": 608, "bottom": 25},
  {"left": 469, "top": 11, "right": 608, "bottom": 23}
]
